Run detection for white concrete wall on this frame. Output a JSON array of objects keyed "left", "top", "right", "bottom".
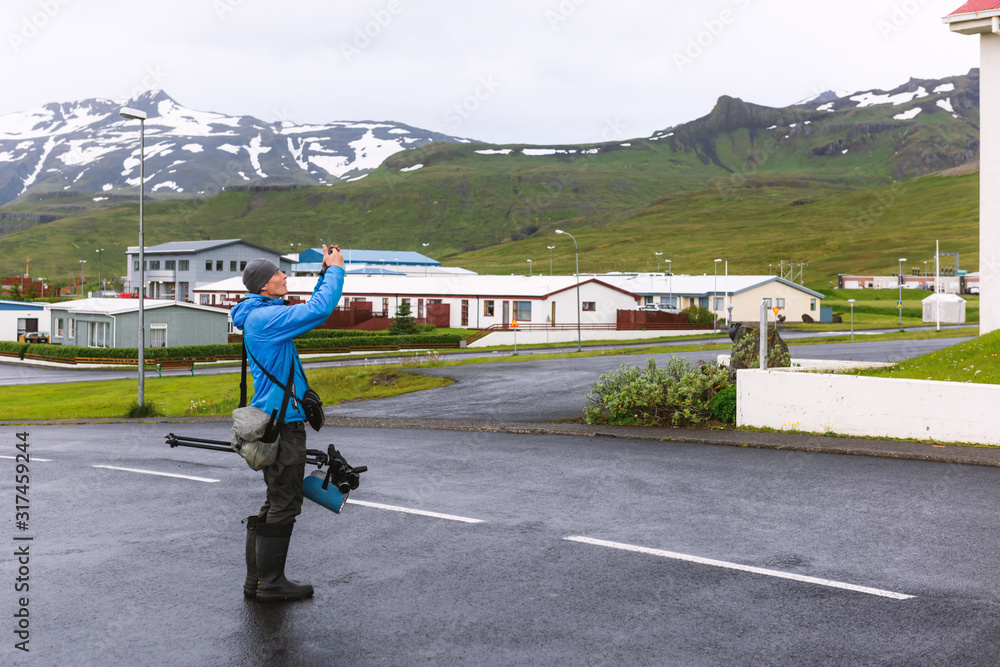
[
  {"left": 982, "top": 32, "right": 1000, "bottom": 333},
  {"left": 737, "top": 369, "right": 1000, "bottom": 445}
]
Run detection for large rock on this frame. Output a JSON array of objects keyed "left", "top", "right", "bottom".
[{"left": 727, "top": 322, "right": 790, "bottom": 382}]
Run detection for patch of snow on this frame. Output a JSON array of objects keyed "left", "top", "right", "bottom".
[
  {"left": 246, "top": 135, "right": 271, "bottom": 178},
  {"left": 937, "top": 98, "right": 955, "bottom": 114},
  {"left": 804, "top": 121, "right": 811, "bottom": 125},
  {"left": 93, "top": 196, "right": 108, "bottom": 201},
  {"left": 400, "top": 164, "right": 424, "bottom": 172},
  {"left": 934, "top": 83, "right": 955, "bottom": 94},
  {"left": 346, "top": 173, "right": 369, "bottom": 182},
  {"left": 217, "top": 144, "right": 241, "bottom": 155},
  {"left": 151, "top": 181, "right": 182, "bottom": 192},
  {"left": 287, "top": 137, "right": 308, "bottom": 171},
  {"left": 842, "top": 149, "right": 849, "bottom": 154},
  {"left": 817, "top": 103, "right": 835, "bottom": 112},
  {"left": 789, "top": 123, "right": 797, "bottom": 128},
  {"left": 403, "top": 137, "right": 421, "bottom": 144},
  {"left": 784, "top": 135, "right": 789, "bottom": 139},
  {"left": 19, "top": 137, "right": 56, "bottom": 195},
  {"left": 58, "top": 140, "right": 119, "bottom": 167},
  {"left": 522, "top": 148, "right": 576, "bottom": 156},
  {"left": 620, "top": 143, "right": 631, "bottom": 147},
  {"left": 0, "top": 151, "right": 23, "bottom": 162},
  {"left": 851, "top": 87, "right": 927, "bottom": 108},
  {"left": 893, "top": 107, "right": 922, "bottom": 121},
  {"left": 182, "top": 143, "right": 203, "bottom": 153},
  {"left": 475, "top": 149, "right": 512, "bottom": 155},
  {"left": 581, "top": 148, "right": 600, "bottom": 154},
  {"left": 309, "top": 154, "right": 350, "bottom": 177},
  {"left": 237, "top": 171, "right": 250, "bottom": 181},
  {"left": 766, "top": 125, "right": 778, "bottom": 130},
  {"left": 147, "top": 98, "right": 240, "bottom": 137},
  {"left": 338, "top": 129, "right": 405, "bottom": 174},
  {"left": 102, "top": 183, "right": 113, "bottom": 191},
  {"left": 388, "top": 128, "right": 410, "bottom": 134}
]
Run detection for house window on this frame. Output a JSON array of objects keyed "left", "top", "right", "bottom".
[
  {"left": 68, "top": 319, "right": 75, "bottom": 339},
  {"left": 461, "top": 300, "right": 469, "bottom": 327},
  {"left": 230, "top": 261, "right": 237, "bottom": 272},
  {"left": 150, "top": 323, "right": 167, "bottom": 348},
  {"left": 216, "top": 260, "right": 223, "bottom": 271},
  {"left": 149, "top": 260, "right": 160, "bottom": 270},
  {"left": 88, "top": 321, "right": 109, "bottom": 348},
  {"left": 417, "top": 299, "right": 424, "bottom": 319},
  {"left": 582, "top": 302, "right": 596, "bottom": 311},
  {"left": 382, "top": 298, "right": 389, "bottom": 314},
  {"left": 178, "top": 260, "right": 189, "bottom": 271},
  {"left": 763, "top": 298, "right": 772, "bottom": 308},
  {"left": 810, "top": 298, "right": 816, "bottom": 312},
  {"left": 660, "top": 296, "right": 677, "bottom": 308},
  {"left": 205, "top": 260, "right": 213, "bottom": 271},
  {"left": 698, "top": 297, "right": 708, "bottom": 308},
  {"left": 776, "top": 298, "right": 785, "bottom": 309},
  {"left": 240, "top": 261, "right": 247, "bottom": 271},
  {"left": 133, "top": 261, "right": 140, "bottom": 271},
  {"left": 55, "top": 317, "right": 65, "bottom": 337},
  {"left": 514, "top": 301, "right": 531, "bottom": 321},
  {"left": 165, "top": 260, "right": 176, "bottom": 270},
  {"left": 713, "top": 297, "right": 724, "bottom": 311},
  {"left": 484, "top": 300, "right": 495, "bottom": 316}
]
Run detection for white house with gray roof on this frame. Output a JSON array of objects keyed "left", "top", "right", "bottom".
[
  {"left": 48, "top": 298, "right": 230, "bottom": 348},
  {"left": 124, "top": 239, "right": 293, "bottom": 302}
]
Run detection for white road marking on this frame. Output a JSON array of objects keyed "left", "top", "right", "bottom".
[
  {"left": 92, "top": 465, "right": 220, "bottom": 483},
  {"left": 346, "top": 499, "right": 483, "bottom": 524},
  {"left": 1, "top": 455, "right": 51, "bottom": 461},
  {"left": 564, "top": 536, "right": 914, "bottom": 600}
]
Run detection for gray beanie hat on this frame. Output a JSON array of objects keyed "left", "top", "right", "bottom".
[{"left": 242, "top": 258, "right": 279, "bottom": 294}]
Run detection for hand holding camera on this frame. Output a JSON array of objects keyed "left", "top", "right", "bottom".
[{"left": 320, "top": 239, "right": 345, "bottom": 269}]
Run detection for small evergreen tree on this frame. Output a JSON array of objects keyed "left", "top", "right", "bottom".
[{"left": 389, "top": 300, "right": 418, "bottom": 335}]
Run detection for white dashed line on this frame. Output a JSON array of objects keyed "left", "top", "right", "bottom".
[
  {"left": 92, "top": 465, "right": 220, "bottom": 483},
  {"left": 346, "top": 499, "right": 484, "bottom": 524},
  {"left": 564, "top": 536, "right": 914, "bottom": 600},
  {"left": 0, "top": 455, "right": 51, "bottom": 462}
]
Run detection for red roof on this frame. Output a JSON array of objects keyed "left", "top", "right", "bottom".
[{"left": 950, "top": 1, "right": 1000, "bottom": 15}]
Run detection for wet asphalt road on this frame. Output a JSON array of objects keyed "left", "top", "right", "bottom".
[
  {"left": 3, "top": 335, "right": 994, "bottom": 665},
  {"left": 6, "top": 421, "right": 1000, "bottom": 665}
]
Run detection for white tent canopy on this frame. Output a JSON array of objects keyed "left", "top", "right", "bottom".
[{"left": 922, "top": 292, "right": 966, "bottom": 323}]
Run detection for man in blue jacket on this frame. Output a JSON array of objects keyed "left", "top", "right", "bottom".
[{"left": 231, "top": 244, "right": 344, "bottom": 601}]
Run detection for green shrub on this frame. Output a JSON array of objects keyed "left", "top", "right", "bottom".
[
  {"left": 584, "top": 357, "right": 730, "bottom": 426},
  {"left": 709, "top": 385, "right": 738, "bottom": 424},
  {"left": 125, "top": 401, "right": 159, "bottom": 418},
  {"left": 297, "top": 329, "right": 393, "bottom": 339},
  {"left": 683, "top": 305, "right": 715, "bottom": 324},
  {"left": 0, "top": 341, "right": 30, "bottom": 360}
]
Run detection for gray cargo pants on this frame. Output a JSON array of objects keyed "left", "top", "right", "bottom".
[{"left": 258, "top": 421, "right": 307, "bottom": 525}]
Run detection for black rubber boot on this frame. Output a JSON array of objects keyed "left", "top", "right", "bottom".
[
  {"left": 243, "top": 516, "right": 259, "bottom": 599},
  {"left": 255, "top": 521, "right": 314, "bottom": 602}
]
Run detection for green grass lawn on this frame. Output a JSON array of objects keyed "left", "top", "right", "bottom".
[
  {"left": 855, "top": 329, "right": 1000, "bottom": 384},
  {"left": 0, "top": 366, "right": 452, "bottom": 421}
]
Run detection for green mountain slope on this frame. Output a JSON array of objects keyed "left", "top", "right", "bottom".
[{"left": 0, "top": 72, "right": 981, "bottom": 288}]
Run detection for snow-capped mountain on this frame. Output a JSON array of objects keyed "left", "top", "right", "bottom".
[{"left": 0, "top": 90, "right": 471, "bottom": 206}]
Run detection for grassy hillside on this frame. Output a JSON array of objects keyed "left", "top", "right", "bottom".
[{"left": 0, "top": 74, "right": 981, "bottom": 288}]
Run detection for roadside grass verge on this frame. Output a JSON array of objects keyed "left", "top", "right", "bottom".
[
  {"left": 0, "top": 366, "right": 452, "bottom": 420},
  {"left": 854, "top": 329, "right": 1000, "bottom": 384}
]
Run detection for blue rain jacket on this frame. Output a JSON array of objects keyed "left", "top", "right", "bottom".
[{"left": 231, "top": 267, "right": 345, "bottom": 424}]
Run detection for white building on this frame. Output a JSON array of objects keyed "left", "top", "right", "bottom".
[
  {"left": 922, "top": 293, "right": 967, "bottom": 324},
  {"left": 0, "top": 300, "right": 48, "bottom": 341},
  {"left": 194, "top": 274, "right": 642, "bottom": 329}
]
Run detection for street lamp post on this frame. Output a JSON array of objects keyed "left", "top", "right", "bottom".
[
  {"left": 898, "top": 257, "right": 907, "bottom": 331},
  {"left": 79, "top": 260, "right": 86, "bottom": 295},
  {"left": 654, "top": 251, "right": 662, "bottom": 273},
  {"left": 555, "top": 230, "right": 581, "bottom": 352},
  {"left": 526, "top": 259, "right": 532, "bottom": 277},
  {"left": 848, "top": 299, "right": 856, "bottom": 340},
  {"left": 120, "top": 106, "right": 147, "bottom": 406},
  {"left": 547, "top": 246, "right": 555, "bottom": 275},
  {"left": 96, "top": 248, "right": 104, "bottom": 291},
  {"left": 666, "top": 259, "right": 672, "bottom": 310},
  {"left": 713, "top": 258, "right": 722, "bottom": 334},
  {"left": 422, "top": 243, "right": 430, "bottom": 276}
]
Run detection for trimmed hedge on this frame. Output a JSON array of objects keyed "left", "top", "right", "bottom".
[
  {"left": 13, "top": 334, "right": 460, "bottom": 364},
  {"left": 297, "top": 329, "right": 394, "bottom": 339},
  {"left": 0, "top": 341, "right": 30, "bottom": 360}
]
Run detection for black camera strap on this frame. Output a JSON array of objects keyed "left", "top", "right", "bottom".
[{"left": 243, "top": 341, "right": 298, "bottom": 441}]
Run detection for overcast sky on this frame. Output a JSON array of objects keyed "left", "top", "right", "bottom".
[{"left": 2, "top": 0, "right": 981, "bottom": 145}]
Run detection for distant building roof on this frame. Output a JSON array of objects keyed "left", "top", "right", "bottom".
[
  {"left": 597, "top": 274, "right": 825, "bottom": 299},
  {"left": 125, "top": 239, "right": 283, "bottom": 255},
  {"left": 345, "top": 267, "right": 406, "bottom": 275},
  {"left": 48, "top": 298, "right": 227, "bottom": 316},
  {"left": 0, "top": 300, "right": 44, "bottom": 311},
  {"left": 949, "top": 1, "right": 1000, "bottom": 15},
  {"left": 298, "top": 248, "right": 439, "bottom": 267}
]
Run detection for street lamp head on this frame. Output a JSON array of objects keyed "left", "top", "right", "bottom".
[
  {"left": 119, "top": 107, "right": 147, "bottom": 121},
  {"left": 714, "top": 258, "right": 722, "bottom": 263},
  {"left": 899, "top": 258, "right": 907, "bottom": 262},
  {"left": 848, "top": 299, "right": 856, "bottom": 304},
  {"left": 555, "top": 229, "right": 565, "bottom": 235},
  {"left": 655, "top": 252, "right": 662, "bottom": 257},
  {"left": 547, "top": 245, "right": 555, "bottom": 250}
]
